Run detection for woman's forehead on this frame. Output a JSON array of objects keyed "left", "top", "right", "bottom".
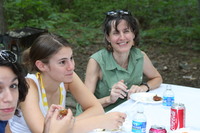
[
  {"left": 51, "top": 47, "right": 73, "bottom": 60},
  {"left": 111, "top": 20, "right": 129, "bottom": 30},
  {"left": 0, "top": 67, "right": 17, "bottom": 83}
]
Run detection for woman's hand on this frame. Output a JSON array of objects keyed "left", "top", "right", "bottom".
[
  {"left": 109, "top": 80, "right": 128, "bottom": 103},
  {"left": 127, "top": 85, "right": 148, "bottom": 98},
  {"left": 43, "top": 104, "right": 75, "bottom": 133},
  {"left": 101, "top": 112, "right": 126, "bottom": 130}
]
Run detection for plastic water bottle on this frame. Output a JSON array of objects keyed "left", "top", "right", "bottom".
[
  {"left": 162, "top": 85, "right": 174, "bottom": 106},
  {"left": 132, "top": 105, "right": 147, "bottom": 133}
]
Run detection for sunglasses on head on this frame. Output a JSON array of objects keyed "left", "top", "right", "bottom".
[
  {"left": 0, "top": 50, "right": 17, "bottom": 63},
  {"left": 106, "top": 10, "right": 131, "bottom": 17}
]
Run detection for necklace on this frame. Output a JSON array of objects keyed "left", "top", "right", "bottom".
[{"left": 36, "top": 72, "right": 64, "bottom": 111}]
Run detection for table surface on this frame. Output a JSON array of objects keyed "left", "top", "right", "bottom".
[{"left": 91, "top": 83, "right": 200, "bottom": 133}]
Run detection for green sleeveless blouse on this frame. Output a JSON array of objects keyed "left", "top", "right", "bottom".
[{"left": 91, "top": 47, "right": 144, "bottom": 112}]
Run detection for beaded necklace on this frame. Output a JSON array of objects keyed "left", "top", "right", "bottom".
[{"left": 36, "top": 72, "right": 64, "bottom": 111}]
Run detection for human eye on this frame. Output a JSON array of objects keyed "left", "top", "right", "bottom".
[
  {"left": 59, "top": 60, "right": 66, "bottom": 65},
  {"left": 70, "top": 56, "right": 74, "bottom": 61},
  {"left": 124, "top": 29, "right": 130, "bottom": 33},
  {"left": 10, "top": 83, "right": 18, "bottom": 89},
  {"left": 113, "top": 31, "right": 119, "bottom": 35}
]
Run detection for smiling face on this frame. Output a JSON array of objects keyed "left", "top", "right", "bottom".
[
  {"left": 106, "top": 20, "right": 135, "bottom": 53},
  {"left": 44, "top": 47, "right": 75, "bottom": 83},
  {"left": 0, "top": 66, "right": 19, "bottom": 121}
]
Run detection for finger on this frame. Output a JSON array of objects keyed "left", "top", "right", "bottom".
[
  {"left": 49, "top": 104, "right": 63, "bottom": 114},
  {"left": 66, "top": 109, "right": 73, "bottom": 118},
  {"left": 112, "top": 91, "right": 125, "bottom": 99},
  {"left": 52, "top": 109, "right": 60, "bottom": 120},
  {"left": 119, "top": 94, "right": 126, "bottom": 99},
  {"left": 113, "top": 81, "right": 127, "bottom": 90},
  {"left": 116, "top": 83, "right": 128, "bottom": 91},
  {"left": 118, "top": 80, "right": 127, "bottom": 88},
  {"left": 45, "top": 104, "right": 59, "bottom": 123},
  {"left": 114, "top": 89, "right": 127, "bottom": 97}
]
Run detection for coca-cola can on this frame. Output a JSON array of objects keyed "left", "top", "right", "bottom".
[
  {"left": 170, "top": 103, "right": 185, "bottom": 130},
  {"left": 149, "top": 125, "right": 167, "bottom": 133}
]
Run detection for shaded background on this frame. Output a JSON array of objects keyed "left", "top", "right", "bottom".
[{"left": 0, "top": 0, "right": 200, "bottom": 88}]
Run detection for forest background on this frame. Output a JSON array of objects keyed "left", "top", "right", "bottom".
[{"left": 0, "top": 0, "right": 200, "bottom": 88}]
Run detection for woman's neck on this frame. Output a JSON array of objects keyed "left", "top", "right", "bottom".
[
  {"left": 39, "top": 73, "right": 60, "bottom": 94},
  {"left": 38, "top": 72, "right": 61, "bottom": 107},
  {"left": 112, "top": 51, "right": 129, "bottom": 69}
]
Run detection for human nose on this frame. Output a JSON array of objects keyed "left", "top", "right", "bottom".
[
  {"left": 66, "top": 60, "right": 75, "bottom": 71},
  {"left": 119, "top": 32, "right": 125, "bottom": 40},
  {"left": 2, "top": 89, "right": 13, "bottom": 103}
]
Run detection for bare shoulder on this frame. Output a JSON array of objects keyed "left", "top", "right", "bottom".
[
  {"left": 88, "top": 58, "right": 99, "bottom": 66},
  {"left": 20, "top": 78, "right": 39, "bottom": 109},
  {"left": 86, "top": 58, "right": 101, "bottom": 80},
  {"left": 26, "top": 78, "right": 38, "bottom": 91},
  {"left": 141, "top": 50, "right": 147, "bottom": 56}
]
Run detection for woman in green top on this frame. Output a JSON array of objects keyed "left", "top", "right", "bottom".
[{"left": 85, "top": 10, "right": 163, "bottom": 112}]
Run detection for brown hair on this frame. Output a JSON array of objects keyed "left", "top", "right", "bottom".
[
  {"left": 103, "top": 10, "right": 140, "bottom": 52},
  {"left": 22, "top": 33, "right": 71, "bottom": 72}
]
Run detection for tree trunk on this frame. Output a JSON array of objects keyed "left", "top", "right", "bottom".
[{"left": 0, "top": 0, "right": 7, "bottom": 34}]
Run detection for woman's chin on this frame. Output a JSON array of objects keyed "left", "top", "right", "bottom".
[{"left": 0, "top": 114, "right": 14, "bottom": 121}]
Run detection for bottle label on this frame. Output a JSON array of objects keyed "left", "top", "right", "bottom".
[
  {"left": 163, "top": 96, "right": 174, "bottom": 106},
  {"left": 132, "top": 121, "right": 146, "bottom": 133}
]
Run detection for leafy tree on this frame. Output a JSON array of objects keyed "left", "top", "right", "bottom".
[{"left": 3, "top": 0, "right": 200, "bottom": 50}]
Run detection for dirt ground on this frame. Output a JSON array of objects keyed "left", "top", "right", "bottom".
[{"left": 73, "top": 43, "right": 200, "bottom": 88}]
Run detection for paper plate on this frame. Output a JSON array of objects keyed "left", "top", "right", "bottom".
[{"left": 130, "top": 92, "right": 162, "bottom": 104}]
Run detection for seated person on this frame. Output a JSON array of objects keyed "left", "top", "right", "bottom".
[
  {"left": 8, "top": 33, "right": 126, "bottom": 133},
  {"left": 84, "top": 9, "right": 163, "bottom": 112}
]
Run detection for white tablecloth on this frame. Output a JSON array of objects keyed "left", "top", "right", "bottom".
[{"left": 107, "top": 83, "right": 200, "bottom": 132}]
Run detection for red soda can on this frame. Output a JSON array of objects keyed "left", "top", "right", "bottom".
[
  {"left": 149, "top": 125, "right": 167, "bottom": 133},
  {"left": 170, "top": 103, "right": 185, "bottom": 130}
]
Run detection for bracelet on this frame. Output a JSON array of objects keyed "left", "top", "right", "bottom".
[{"left": 141, "top": 83, "right": 150, "bottom": 92}]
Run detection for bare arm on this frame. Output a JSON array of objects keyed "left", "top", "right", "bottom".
[
  {"left": 142, "top": 51, "right": 163, "bottom": 90},
  {"left": 128, "top": 51, "right": 163, "bottom": 95},
  {"left": 20, "top": 78, "right": 45, "bottom": 133},
  {"left": 84, "top": 59, "right": 126, "bottom": 107},
  {"left": 73, "top": 112, "right": 126, "bottom": 133},
  {"left": 66, "top": 72, "right": 104, "bottom": 120}
]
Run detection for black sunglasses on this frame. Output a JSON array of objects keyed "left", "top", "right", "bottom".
[
  {"left": 0, "top": 50, "right": 17, "bottom": 63},
  {"left": 106, "top": 10, "right": 131, "bottom": 17}
]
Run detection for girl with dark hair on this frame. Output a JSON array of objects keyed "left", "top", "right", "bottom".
[
  {"left": 0, "top": 50, "right": 28, "bottom": 132},
  {"left": 84, "top": 10, "right": 163, "bottom": 112}
]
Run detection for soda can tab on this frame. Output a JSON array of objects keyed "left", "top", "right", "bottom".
[
  {"left": 170, "top": 103, "right": 185, "bottom": 130},
  {"left": 149, "top": 125, "right": 167, "bottom": 133}
]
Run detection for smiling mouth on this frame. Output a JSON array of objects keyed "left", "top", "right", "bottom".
[{"left": 118, "top": 42, "right": 128, "bottom": 46}]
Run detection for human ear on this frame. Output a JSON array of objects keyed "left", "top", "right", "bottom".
[
  {"left": 35, "top": 60, "right": 47, "bottom": 72},
  {"left": 106, "top": 35, "right": 111, "bottom": 43}
]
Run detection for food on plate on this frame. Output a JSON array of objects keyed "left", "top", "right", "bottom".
[
  {"left": 59, "top": 109, "right": 68, "bottom": 116},
  {"left": 153, "top": 95, "right": 162, "bottom": 101}
]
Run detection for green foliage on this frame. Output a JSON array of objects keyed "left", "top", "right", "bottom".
[
  {"left": 3, "top": 0, "right": 200, "bottom": 50},
  {"left": 4, "top": 0, "right": 56, "bottom": 29}
]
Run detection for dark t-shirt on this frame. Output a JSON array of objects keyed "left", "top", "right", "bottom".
[{"left": 0, "top": 120, "right": 8, "bottom": 133}]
